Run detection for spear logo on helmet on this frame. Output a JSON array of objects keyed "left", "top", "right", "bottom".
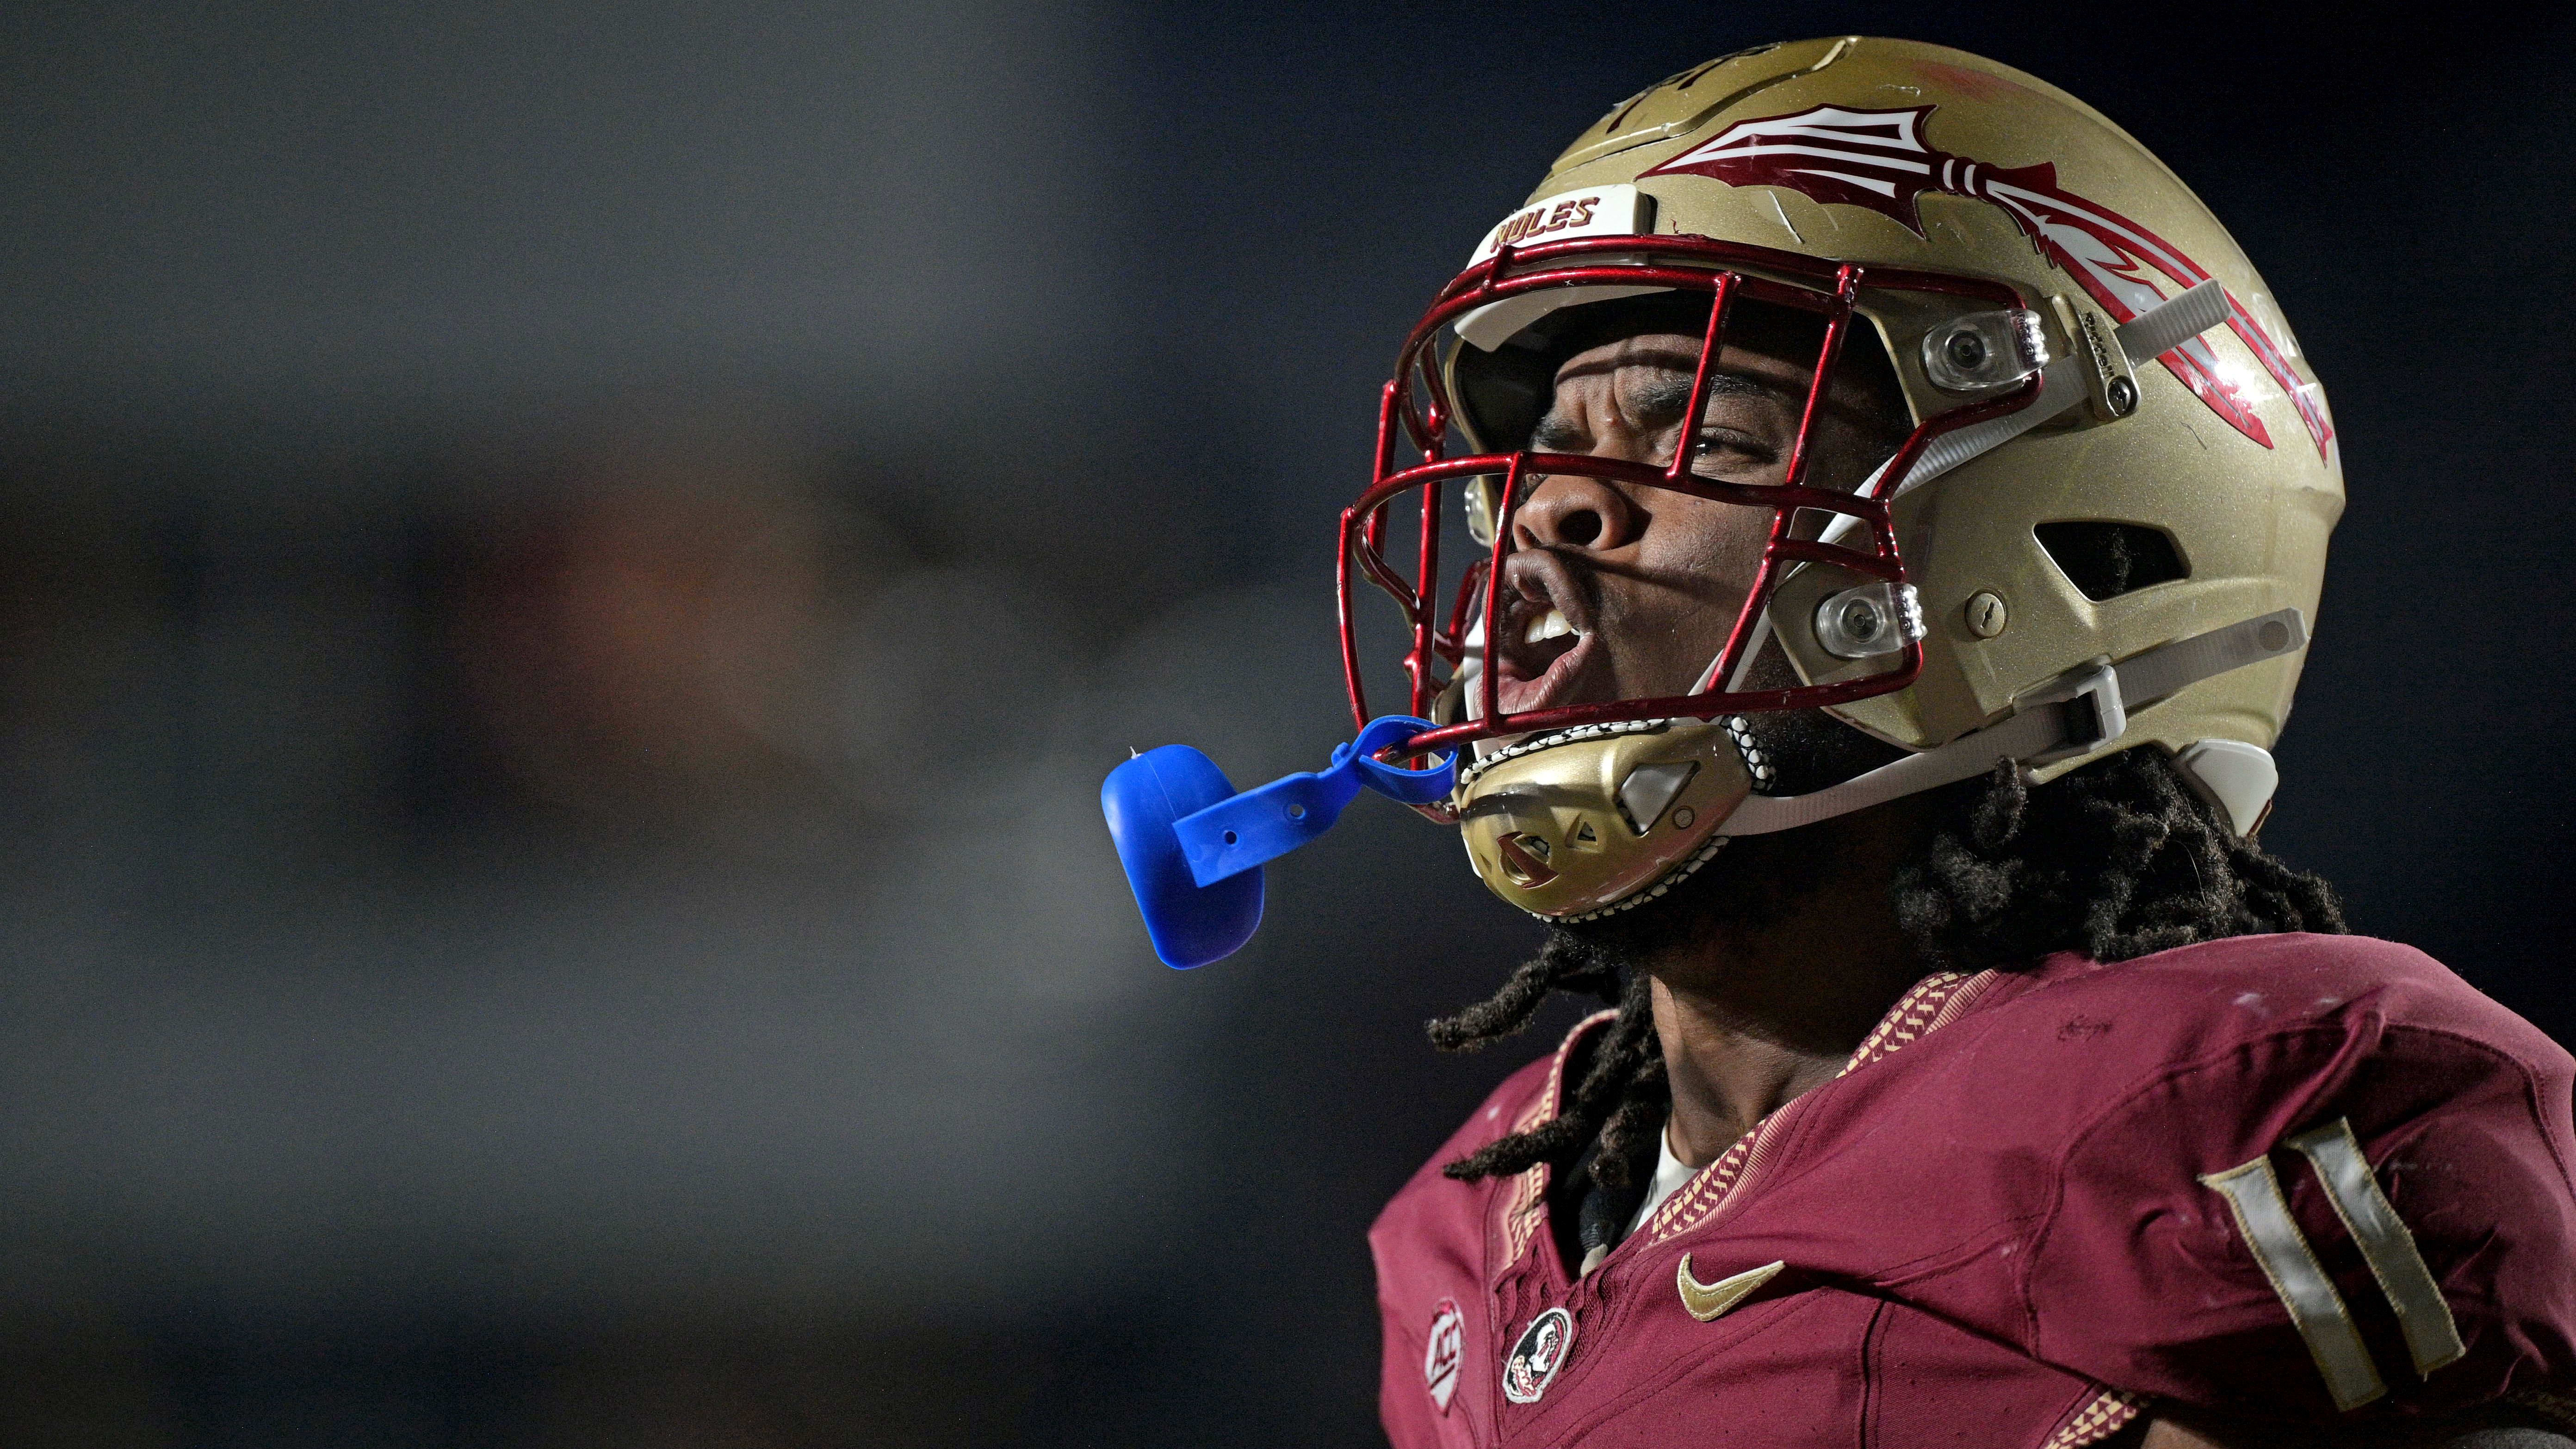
[{"left": 1642, "top": 104, "right": 2332, "bottom": 458}]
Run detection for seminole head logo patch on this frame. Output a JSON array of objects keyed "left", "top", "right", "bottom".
[
  {"left": 1500, "top": 1307, "right": 1574, "bottom": 1405},
  {"left": 1641, "top": 104, "right": 2329, "bottom": 459}
]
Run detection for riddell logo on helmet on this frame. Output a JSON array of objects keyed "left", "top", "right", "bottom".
[{"left": 1642, "top": 104, "right": 2332, "bottom": 459}]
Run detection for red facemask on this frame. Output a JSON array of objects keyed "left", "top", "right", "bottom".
[{"left": 1341, "top": 233, "right": 2038, "bottom": 762}]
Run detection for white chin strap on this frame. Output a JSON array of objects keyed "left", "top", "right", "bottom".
[{"left": 1718, "top": 607, "right": 2306, "bottom": 838}]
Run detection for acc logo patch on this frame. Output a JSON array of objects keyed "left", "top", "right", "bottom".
[
  {"left": 1423, "top": 1298, "right": 1464, "bottom": 1413},
  {"left": 1500, "top": 1307, "right": 1574, "bottom": 1405}
]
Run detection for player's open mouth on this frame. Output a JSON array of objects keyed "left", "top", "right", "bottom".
[{"left": 1487, "top": 552, "right": 1601, "bottom": 718}]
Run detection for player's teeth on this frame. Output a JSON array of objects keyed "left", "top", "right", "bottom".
[{"left": 1524, "top": 608, "right": 1573, "bottom": 645}]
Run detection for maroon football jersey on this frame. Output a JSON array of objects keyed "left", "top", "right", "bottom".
[{"left": 1372, "top": 935, "right": 2576, "bottom": 1447}]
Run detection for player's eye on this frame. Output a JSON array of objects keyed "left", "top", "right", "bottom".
[{"left": 1689, "top": 427, "right": 1779, "bottom": 476}]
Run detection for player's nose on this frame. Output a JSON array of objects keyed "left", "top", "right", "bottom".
[{"left": 1512, "top": 472, "right": 1641, "bottom": 553}]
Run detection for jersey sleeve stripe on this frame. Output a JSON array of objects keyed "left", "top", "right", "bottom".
[
  {"left": 2198, "top": 1154, "right": 2389, "bottom": 1411},
  {"left": 2285, "top": 1117, "right": 2468, "bottom": 1378}
]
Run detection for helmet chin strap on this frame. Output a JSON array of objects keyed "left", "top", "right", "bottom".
[{"left": 1716, "top": 608, "right": 2306, "bottom": 837}]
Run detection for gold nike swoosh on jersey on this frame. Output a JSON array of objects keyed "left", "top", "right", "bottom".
[{"left": 1676, "top": 1256, "right": 1787, "bottom": 1322}]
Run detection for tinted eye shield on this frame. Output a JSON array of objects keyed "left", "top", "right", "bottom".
[{"left": 1343, "top": 232, "right": 2043, "bottom": 759}]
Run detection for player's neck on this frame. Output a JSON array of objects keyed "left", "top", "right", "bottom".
[{"left": 1647, "top": 812, "right": 1929, "bottom": 1168}]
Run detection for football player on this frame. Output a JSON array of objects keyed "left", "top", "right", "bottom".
[{"left": 1348, "top": 37, "right": 2576, "bottom": 1449}]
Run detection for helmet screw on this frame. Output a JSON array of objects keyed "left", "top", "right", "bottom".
[
  {"left": 1965, "top": 590, "right": 2008, "bottom": 639},
  {"left": 1944, "top": 331, "right": 1988, "bottom": 371},
  {"left": 2106, "top": 376, "right": 2138, "bottom": 417}
]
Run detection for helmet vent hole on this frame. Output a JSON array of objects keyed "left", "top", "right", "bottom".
[{"left": 2035, "top": 521, "right": 2187, "bottom": 601}]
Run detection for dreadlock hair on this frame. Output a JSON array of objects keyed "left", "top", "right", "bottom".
[
  {"left": 1430, "top": 743, "right": 2348, "bottom": 1196},
  {"left": 1431, "top": 941, "right": 1671, "bottom": 1192}
]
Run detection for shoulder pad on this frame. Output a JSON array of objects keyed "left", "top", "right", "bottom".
[{"left": 2007, "top": 935, "right": 2576, "bottom": 1418}]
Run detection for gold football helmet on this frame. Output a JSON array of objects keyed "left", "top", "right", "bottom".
[{"left": 1339, "top": 37, "right": 2341, "bottom": 921}]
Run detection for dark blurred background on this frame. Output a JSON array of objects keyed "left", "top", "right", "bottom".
[{"left": 0, "top": 2, "right": 2565, "bottom": 1444}]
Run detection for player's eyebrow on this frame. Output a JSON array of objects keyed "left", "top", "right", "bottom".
[{"left": 1529, "top": 369, "right": 1778, "bottom": 452}]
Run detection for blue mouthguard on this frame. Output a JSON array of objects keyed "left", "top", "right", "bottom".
[{"left": 1100, "top": 715, "right": 1455, "bottom": 969}]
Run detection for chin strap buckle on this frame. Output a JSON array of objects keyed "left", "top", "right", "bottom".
[{"left": 2019, "top": 657, "right": 2129, "bottom": 767}]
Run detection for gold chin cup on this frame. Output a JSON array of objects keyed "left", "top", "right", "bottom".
[{"left": 1456, "top": 720, "right": 1753, "bottom": 919}]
